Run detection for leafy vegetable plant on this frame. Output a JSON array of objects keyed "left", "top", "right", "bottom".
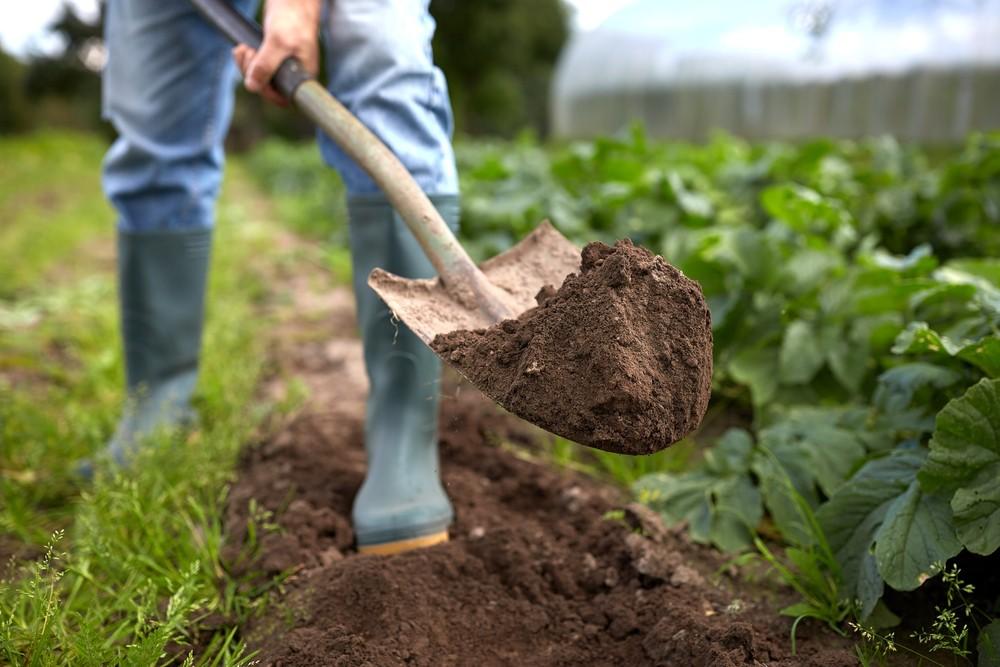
[{"left": 450, "top": 127, "right": 1000, "bottom": 650}]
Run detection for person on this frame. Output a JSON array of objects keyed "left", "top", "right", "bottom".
[{"left": 98, "top": 0, "right": 457, "bottom": 555}]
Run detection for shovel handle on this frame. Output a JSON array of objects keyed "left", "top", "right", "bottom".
[{"left": 188, "top": 0, "right": 513, "bottom": 321}]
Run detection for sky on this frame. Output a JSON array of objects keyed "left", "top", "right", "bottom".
[
  {"left": 2, "top": 0, "right": 625, "bottom": 57},
  {"left": 587, "top": 0, "right": 1000, "bottom": 77},
  {"left": 5, "top": 0, "right": 998, "bottom": 73},
  {"left": 2, "top": 0, "right": 101, "bottom": 56}
]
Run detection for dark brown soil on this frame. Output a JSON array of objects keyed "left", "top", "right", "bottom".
[
  {"left": 431, "top": 240, "right": 713, "bottom": 455},
  {"left": 220, "top": 285, "right": 854, "bottom": 667}
]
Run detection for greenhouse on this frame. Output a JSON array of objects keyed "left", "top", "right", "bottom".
[{"left": 552, "top": 0, "right": 1000, "bottom": 141}]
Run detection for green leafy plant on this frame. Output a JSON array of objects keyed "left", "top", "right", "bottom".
[{"left": 440, "top": 128, "right": 1000, "bottom": 651}]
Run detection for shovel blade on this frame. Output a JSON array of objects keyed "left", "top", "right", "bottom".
[{"left": 368, "top": 221, "right": 580, "bottom": 345}]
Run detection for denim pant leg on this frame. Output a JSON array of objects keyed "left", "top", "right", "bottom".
[
  {"left": 102, "top": 0, "right": 258, "bottom": 232},
  {"left": 318, "top": 0, "right": 459, "bottom": 197}
]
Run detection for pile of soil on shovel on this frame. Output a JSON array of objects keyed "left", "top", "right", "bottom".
[
  {"left": 431, "top": 239, "right": 713, "bottom": 455},
  {"left": 220, "top": 282, "right": 853, "bottom": 667}
]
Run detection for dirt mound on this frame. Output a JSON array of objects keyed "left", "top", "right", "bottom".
[
  {"left": 226, "top": 389, "right": 852, "bottom": 667},
  {"left": 431, "top": 240, "right": 713, "bottom": 455},
  {"left": 221, "top": 283, "right": 851, "bottom": 666}
]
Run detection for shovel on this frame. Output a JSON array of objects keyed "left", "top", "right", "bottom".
[{"left": 189, "top": 0, "right": 581, "bottom": 346}]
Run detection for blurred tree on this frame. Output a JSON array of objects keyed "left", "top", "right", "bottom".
[
  {"left": 0, "top": 48, "right": 31, "bottom": 133},
  {"left": 24, "top": 3, "right": 107, "bottom": 134},
  {"left": 431, "top": 0, "right": 569, "bottom": 137}
]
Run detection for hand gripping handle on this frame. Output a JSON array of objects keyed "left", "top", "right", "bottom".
[{"left": 188, "top": 0, "right": 311, "bottom": 98}]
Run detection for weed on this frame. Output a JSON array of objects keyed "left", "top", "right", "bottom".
[
  {"left": 751, "top": 448, "right": 852, "bottom": 652},
  {"left": 0, "top": 530, "right": 67, "bottom": 665},
  {"left": 850, "top": 622, "right": 898, "bottom": 667},
  {"left": 912, "top": 563, "right": 977, "bottom": 659},
  {"left": 848, "top": 563, "right": 996, "bottom": 667}
]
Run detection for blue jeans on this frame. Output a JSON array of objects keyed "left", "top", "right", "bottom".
[{"left": 102, "top": 0, "right": 459, "bottom": 232}]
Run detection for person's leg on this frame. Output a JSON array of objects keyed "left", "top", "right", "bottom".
[
  {"left": 320, "top": 0, "right": 459, "bottom": 553},
  {"left": 97, "top": 0, "right": 256, "bottom": 470}
]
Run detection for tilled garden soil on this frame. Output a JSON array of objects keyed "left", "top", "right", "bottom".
[{"left": 222, "top": 283, "right": 855, "bottom": 666}]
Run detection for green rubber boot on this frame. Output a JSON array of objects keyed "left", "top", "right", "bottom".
[
  {"left": 80, "top": 228, "right": 211, "bottom": 477},
  {"left": 348, "top": 194, "right": 458, "bottom": 554}
]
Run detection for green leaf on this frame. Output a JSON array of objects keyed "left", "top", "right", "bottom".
[
  {"left": 934, "top": 265, "right": 1000, "bottom": 316},
  {"left": 729, "top": 346, "right": 780, "bottom": 405},
  {"left": 868, "top": 244, "right": 938, "bottom": 275},
  {"left": 892, "top": 322, "right": 964, "bottom": 354},
  {"left": 780, "top": 320, "right": 825, "bottom": 385},
  {"left": 817, "top": 450, "right": 924, "bottom": 617},
  {"left": 823, "top": 322, "right": 871, "bottom": 394},
  {"left": 979, "top": 619, "right": 1000, "bottom": 667},
  {"left": 711, "top": 476, "right": 764, "bottom": 551},
  {"left": 856, "top": 551, "right": 885, "bottom": 619},
  {"left": 946, "top": 259, "right": 1000, "bottom": 287},
  {"left": 666, "top": 170, "right": 714, "bottom": 220},
  {"left": 894, "top": 322, "right": 1000, "bottom": 377},
  {"left": 759, "top": 408, "right": 868, "bottom": 498},
  {"left": 753, "top": 453, "right": 816, "bottom": 546},
  {"left": 957, "top": 337, "right": 1000, "bottom": 378},
  {"left": 710, "top": 227, "right": 783, "bottom": 287},
  {"left": 703, "top": 428, "right": 755, "bottom": 474},
  {"left": 761, "top": 183, "right": 852, "bottom": 234},
  {"left": 866, "top": 601, "right": 901, "bottom": 629},
  {"left": 873, "top": 362, "right": 963, "bottom": 415},
  {"left": 850, "top": 282, "right": 934, "bottom": 316},
  {"left": 780, "top": 601, "right": 822, "bottom": 619},
  {"left": 873, "top": 483, "right": 961, "bottom": 591},
  {"left": 920, "top": 378, "right": 1000, "bottom": 555},
  {"left": 781, "top": 249, "right": 844, "bottom": 295},
  {"left": 634, "top": 429, "right": 762, "bottom": 552}
]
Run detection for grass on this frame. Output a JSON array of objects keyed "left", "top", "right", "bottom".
[
  {"left": 0, "top": 132, "right": 111, "bottom": 297},
  {"left": 0, "top": 131, "right": 315, "bottom": 665}
]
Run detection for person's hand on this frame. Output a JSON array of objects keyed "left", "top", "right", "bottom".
[{"left": 232, "top": 0, "right": 320, "bottom": 106}]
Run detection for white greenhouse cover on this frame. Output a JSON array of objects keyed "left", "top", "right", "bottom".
[{"left": 553, "top": 0, "right": 1000, "bottom": 140}]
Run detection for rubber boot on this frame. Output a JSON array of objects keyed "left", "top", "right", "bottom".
[
  {"left": 348, "top": 194, "right": 458, "bottom": 554},
  {"left": 80, "top": 228, "right": 211, "bottom": 477}
]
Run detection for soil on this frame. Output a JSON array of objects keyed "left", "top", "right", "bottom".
[
  {"left": 431, "top": 240, "right": 713, "bottom": 455},
  {"left": 220, "top": 276, "right": 854, "bottom": 667}
]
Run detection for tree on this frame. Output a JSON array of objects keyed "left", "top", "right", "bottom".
[
  {"left": 0, "top": 48, "right": 31, "bottom": 133},
  {"left": 431, "top": 0, "right": 569, "bottom": 137},
  {"left": 23, "top": 3, "right": 106, "bottom": 134}
]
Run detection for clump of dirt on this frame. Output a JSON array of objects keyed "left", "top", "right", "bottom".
[{"left": 432, "top": 240, "right": 713, "bottom": 455}]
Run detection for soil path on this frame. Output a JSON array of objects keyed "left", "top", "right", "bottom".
[{"left": 223, "top": 267, "right": 856, "bottom": 666}]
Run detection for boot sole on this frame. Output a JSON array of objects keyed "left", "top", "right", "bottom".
[{"left": 357, "top": 530, "right": 449, "bottom": 555}]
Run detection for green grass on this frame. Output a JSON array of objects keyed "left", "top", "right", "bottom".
[
  {"left": 0, "top": 132, "right": 305, "bottom": 665},
  {"left": 0, "top": 132, "right": 111, "bottom": 296}
]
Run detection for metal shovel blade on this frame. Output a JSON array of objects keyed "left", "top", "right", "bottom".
[{"left": 368, "top": 222, "right": 581, "bottom": 345}]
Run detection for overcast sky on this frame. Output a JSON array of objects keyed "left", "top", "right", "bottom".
[
  {"left": 2, "top": 0, "right": 100, "bottom": 56},
  {"left": 5, "top": 0, "right": 998, "bottom": 72},
  {"left": 1, "top": 0, "right": 628, "bottom": 56}
]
